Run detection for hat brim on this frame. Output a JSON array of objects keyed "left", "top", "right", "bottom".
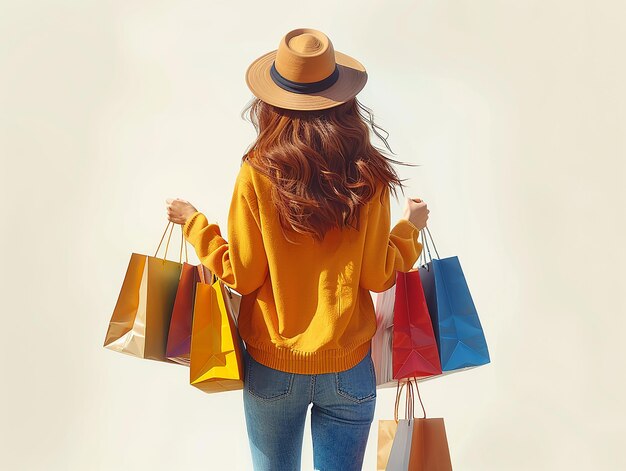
[{"left": 245, "top": 49, "right": 367, "bottom": 111}]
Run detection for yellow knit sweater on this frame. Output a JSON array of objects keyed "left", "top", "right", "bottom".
[{"left": 182, "top": 160, "right": 423, "bottom": 374}]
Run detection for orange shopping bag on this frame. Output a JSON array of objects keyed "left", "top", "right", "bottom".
[{"left": 103, "top": 221, "right": 186, "bottom": 363}]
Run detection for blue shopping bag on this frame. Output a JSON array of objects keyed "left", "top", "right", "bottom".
[{"left": 417, "top": 227, "right": 490, "bottom": 372}]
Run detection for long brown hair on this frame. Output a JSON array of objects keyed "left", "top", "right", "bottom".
[{"left": 239, "top": 96, "right": 419, "bottom": 244}]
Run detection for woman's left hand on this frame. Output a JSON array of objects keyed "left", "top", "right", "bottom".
[{"left": 166, "top": 198, "right": 198, "bottom": 225}]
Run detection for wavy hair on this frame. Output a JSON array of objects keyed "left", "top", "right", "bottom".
[{"left": 239, "top": 96, "right": 419, "bottom": 244}]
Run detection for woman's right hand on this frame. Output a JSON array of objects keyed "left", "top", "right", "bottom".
[{"left": 402, "top": 197, "right": 429, "bottom": 231}]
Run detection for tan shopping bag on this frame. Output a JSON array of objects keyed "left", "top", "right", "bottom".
[{"left": 103, "top": 221, "right": 186, "bottom": 363}]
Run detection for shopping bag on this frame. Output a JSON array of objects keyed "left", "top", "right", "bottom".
[
  {"left": 408, "top": 417, "right": 453, "bottom": 471},
  {"left": 103, "top": 221, "right": 186, "bottom": 363},
  {"left": 189, "top": 267, "right": 245, "bottom": 393},
  {"left": 376, "top": 381, "right": 411, "bottom": 471},
  {"left": 372, "top": 283, "right": 396, "bottom": 388},
  {"left": 224, "top": 283, "right": 243, "bottom": 325},
  {"left": 382, "top": 381, "right": 415, "bottom": 471},
  {"left": 418, "top": 227, "right": 490, "bottom": 373},
  {"left": 392, "top": 266, "right": 442, "bottom": 380},
  {"left": 165, "top": 262, "right": 206, "bottom": 365},
  {"left": 380, "top": 378, "right": 453, "bottom": 471},
  {"left": 373, "top": 263, "right": 442, "bottom": 388},
  {"left": 377, "top": 417, "right": 399, "bottom": 471}
]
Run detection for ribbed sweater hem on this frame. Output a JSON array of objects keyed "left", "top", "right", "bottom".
[{"left": 244, "top": 339, "right": 372, "bottom": 375}]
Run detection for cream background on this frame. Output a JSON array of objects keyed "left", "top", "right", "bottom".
[{"left": 2, "top": 1, "right": 625, "bottom": 470}]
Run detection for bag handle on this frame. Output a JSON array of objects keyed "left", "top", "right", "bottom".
[
  {"left": 394, "top": 380, "right": 413, "bottom": 422},
  {"left": 195, "top": 261, "right": 234, "bottom": 297},
  {"left": 408, "top": 377, "right": 427, "bottom": 419},
  {"left": 393, "top": 380, "right": 403, "bottom": 422},
  {"left": 407, "top": 380, "right": 415, "bottom": 419},
  {"left": 197, "top": 264, "right": 218, "bottom": 286},
  {"left": 197, "top": 264, "right": 206, "bottom": 284},
  {"left": 154, "top": 221, "right": 189, "bottom": 264},
  {"left": 418, "top": 226, "right": 440, "bottom": 269},
  {"left": 393, "top": 377, "right": 427, "bottom": 423}
]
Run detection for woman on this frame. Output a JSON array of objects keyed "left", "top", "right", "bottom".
[{"left": 165, "top": 28, "right": 429, "bottom": 471}]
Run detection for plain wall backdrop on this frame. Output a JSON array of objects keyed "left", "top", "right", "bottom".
[{"left": 2, "top": 1, "right": 625, "bottom": 469}]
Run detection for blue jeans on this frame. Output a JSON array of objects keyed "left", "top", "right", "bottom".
[{"left": 241, "top": 346, "right": 377, "bottom": 471}]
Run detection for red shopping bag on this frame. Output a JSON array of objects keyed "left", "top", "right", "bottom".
[
  {"left": 392, "top": 268, "right": 442, "bottom": 379},
  {"left": 165, "top": 262, "right": 208, "bottom": 365}
]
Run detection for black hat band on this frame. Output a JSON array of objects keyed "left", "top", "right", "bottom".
[{"left": 270, "top": 62, "right": 339, "bottom": 94}]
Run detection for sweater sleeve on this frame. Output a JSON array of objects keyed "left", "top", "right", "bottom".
[
  {"left": 182, "top": 165, "right": 269, "bottom": 295},
  {"left": 359, "top": 184, "right": 423, "bottom": 293}
]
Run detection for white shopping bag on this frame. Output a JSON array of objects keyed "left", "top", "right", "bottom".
[
  {"left": 386, "top": 419, "right": 415, "bottom": 471},
  {"left": 371, "top": 282, "right": 398, "bottom": 388}
]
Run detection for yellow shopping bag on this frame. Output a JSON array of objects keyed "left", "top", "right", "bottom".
[
  {"left": 189, "top": 266, "right": 245, "bottom": 393},
  {"left": 103, "top": 221, "right": 186, "bottom": 363}
]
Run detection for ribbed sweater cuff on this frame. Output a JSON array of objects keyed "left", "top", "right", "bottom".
[
  {"left": 394, "top": 218, "right": 421, "bottom": 238},
  {"left": 182, "top": 211, "right": 204, "bottom": 239},
  {"left": 245, "top": 340, "right": 372, "bottom": 375}
]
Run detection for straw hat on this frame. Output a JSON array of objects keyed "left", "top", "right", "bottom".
[{"left": 245, "top": 28, "right": 368, "bottom": 111}]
